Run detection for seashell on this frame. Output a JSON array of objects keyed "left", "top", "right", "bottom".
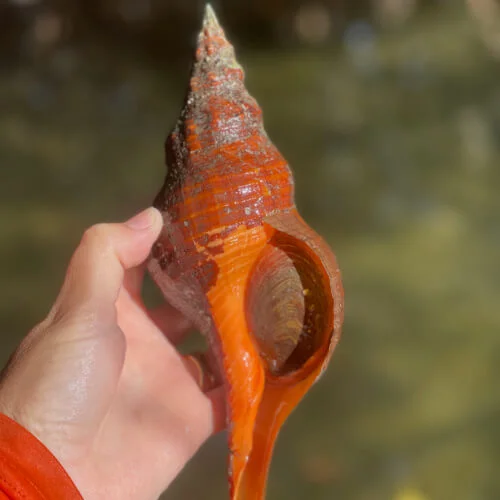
[{"left": 147, "top": 4, "right": 344, "bottom": 499}]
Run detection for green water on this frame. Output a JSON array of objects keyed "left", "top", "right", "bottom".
[{"left": 1, "top": 4, "right": 500, "bottom": 499}]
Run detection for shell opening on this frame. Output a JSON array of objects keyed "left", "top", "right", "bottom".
[{"left": 245, "top": 234, "right": 331, "bottom": 377}]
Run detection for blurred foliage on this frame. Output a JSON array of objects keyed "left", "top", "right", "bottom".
[
  {"left": 1, "top": 0, "right": 441, "bottom": 63},
  {"left": 2, "top": 0, "right": 500, "bottom": 499}
]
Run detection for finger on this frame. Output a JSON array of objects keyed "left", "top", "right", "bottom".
[
  {"left": 206, "top": 385, "right": 226, "bottom": 434},
  {"left": 183, "top": 352, "right": 218, "bottom": 393},
  {"left": 183, "top": 352, "right": 226, "bottom": 434},
  {"left": 123, "top": 262, "right": 147, "bottom": 299},
  {"left": 161, "top": 369, "right": 226, "bottom": 476},
  {"left": 148, "top": 303, "right": 193, "bottom": 345},
  {"left": 50, "top": 207, "right": 163, "bottom": 323}
]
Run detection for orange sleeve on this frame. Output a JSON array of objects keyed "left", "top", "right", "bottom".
[{"left": 0, "top": 413, "right": 83, "bottom": 499}]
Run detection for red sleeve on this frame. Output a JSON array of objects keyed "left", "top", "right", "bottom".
[{"left": 0, "top": 413, "right": 83, "bottom": 499}]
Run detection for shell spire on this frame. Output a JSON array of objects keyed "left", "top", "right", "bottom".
[
  {"left": 159, "top": 2, "right": 279, "bottom": 186},
  {"left": 196, "top": 4, "right": 241, "bottom": 71}
]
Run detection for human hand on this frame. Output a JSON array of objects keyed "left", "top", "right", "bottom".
[{"left": 0, "top": 207, "right": 225, "bottom": 500}]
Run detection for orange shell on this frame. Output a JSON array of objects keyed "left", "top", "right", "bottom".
[{"left": 148, "top": 5, "right": 344, "bottom": 499}]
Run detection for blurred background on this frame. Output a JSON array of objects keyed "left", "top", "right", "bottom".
[{"left": 1, "top": 0, "right": 500, "bottom": 499}]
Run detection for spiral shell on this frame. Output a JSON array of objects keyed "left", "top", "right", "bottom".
[{"left": 148, "top": 5, "right": 344, "bottom": 499}]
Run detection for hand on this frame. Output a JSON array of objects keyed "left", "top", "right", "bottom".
[{"left": 0, "top": 207, "right": 225, "bottom": 500}]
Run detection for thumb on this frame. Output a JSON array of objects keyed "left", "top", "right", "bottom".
[{"left": 50, "top": 207, "right": 163, "bottom": 323}]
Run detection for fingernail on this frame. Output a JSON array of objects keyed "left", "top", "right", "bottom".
[{"left": 125, "top": 207, "right": 156, "bottom": 230}]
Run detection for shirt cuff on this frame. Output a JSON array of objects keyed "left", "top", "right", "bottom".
[{"left": 0, "top": 413, "right": 83, "bottom": 499}]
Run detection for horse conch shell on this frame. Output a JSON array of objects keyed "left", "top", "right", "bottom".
[{"left": 148, "top": 5, "right": 344, "bottom": 499}]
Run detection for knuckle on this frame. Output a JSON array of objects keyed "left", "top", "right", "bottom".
[{"left": 81, "top": 223, "right": 112, "bottom": 250}]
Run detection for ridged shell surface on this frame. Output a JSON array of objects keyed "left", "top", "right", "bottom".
[{"left": 148, "top": 5, "right": 344, "bottom": 500}]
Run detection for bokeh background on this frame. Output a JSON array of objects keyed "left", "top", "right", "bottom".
[{"left": 2, "top": 0, "right": 500, "bottom": 499}]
